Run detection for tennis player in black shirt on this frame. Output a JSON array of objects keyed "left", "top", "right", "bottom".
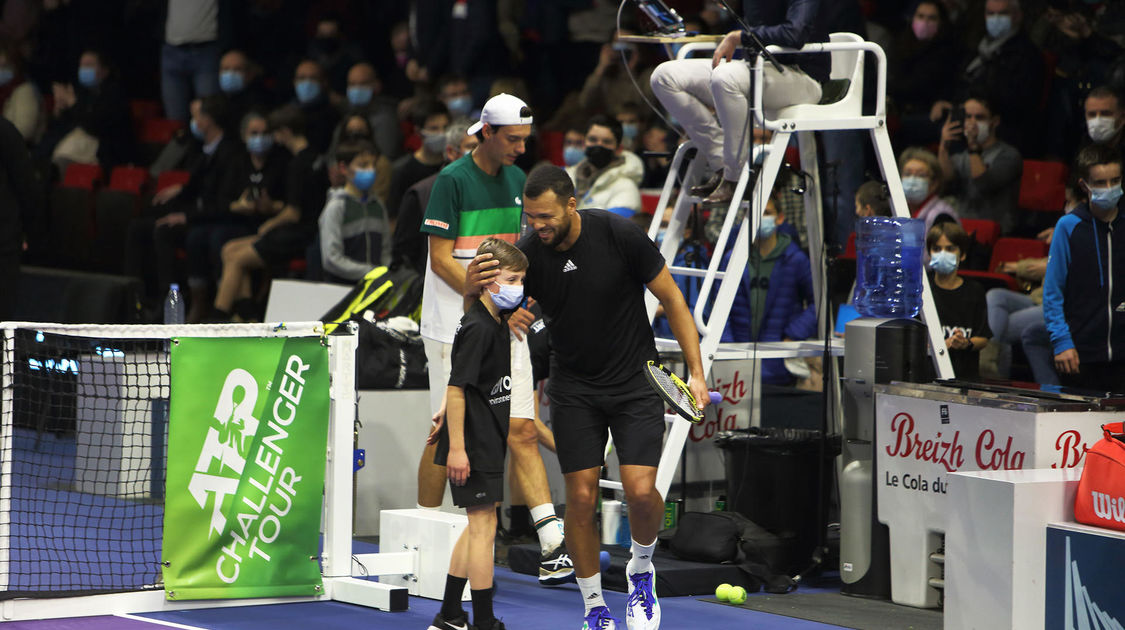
[
  {"left": 468, "top": 165, "right": 709, "bottom": 630},
  {"left": 428, "top": 238, "right": 528, "bottom": 630}
]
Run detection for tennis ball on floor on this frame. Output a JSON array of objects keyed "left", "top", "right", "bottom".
[
  {"left": 715, "top": 583, "right": 733, "bottom": 601},
  {"left": 728, "top": 585, "right": 747, "bottom": 605},
  {"left": 600, "top": 550, "right": 611, "bottom": 572}
]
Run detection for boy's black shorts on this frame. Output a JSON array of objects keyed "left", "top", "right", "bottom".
[
  {"left": 549, "top": 385, "right": 664, "bottom": 474},
  {"left": 450, "top": 470, "right": 504, "bottom": 508}
]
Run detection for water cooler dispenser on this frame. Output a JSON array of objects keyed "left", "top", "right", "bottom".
[{"left": 840, "top": 318, "right": 930, "bottom": 597}]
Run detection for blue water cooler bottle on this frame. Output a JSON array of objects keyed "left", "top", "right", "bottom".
[{"left": 853, "top": 217, "right": 925, "bottom": 318}]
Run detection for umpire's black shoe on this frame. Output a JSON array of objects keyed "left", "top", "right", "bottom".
[{"left": 689, "top": 170, "right": 724, "bottom": 197}]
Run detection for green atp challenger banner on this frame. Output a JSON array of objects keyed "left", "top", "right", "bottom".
[{"left": 163, "top": 337, "right": 330, "bottom": 600}]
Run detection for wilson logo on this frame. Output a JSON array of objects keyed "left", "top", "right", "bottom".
[{"left": 1090, "top": 491, "right": 1125, "bottom": 523}]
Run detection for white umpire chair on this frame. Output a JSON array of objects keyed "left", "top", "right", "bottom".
[{"left": 607, "top": 32, "right": 955, "bottom": 501}]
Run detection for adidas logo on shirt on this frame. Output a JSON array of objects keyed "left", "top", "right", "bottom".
[{"left": 563, "top": 259, "right": 578, "bottom": 273}]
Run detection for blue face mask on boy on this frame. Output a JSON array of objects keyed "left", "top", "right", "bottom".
[
  {"left": 1089, "top": 184, "right": 1124, "bottom": 212},
  {"left": 352, "top": 167, "right": 376, "bottom": 191},
  {"left": 758, "top": 214, "right": 777, "bottom": 239},
  {"left": 929, "top": 250, "right": 959, "bottom": 275},
  {"left": 491, "top": 283, "right": 524, "bottom": 310}
]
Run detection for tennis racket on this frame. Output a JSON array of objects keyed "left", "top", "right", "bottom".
[{"left": 643, "top": 360, "right": 721, "bottom": 424}]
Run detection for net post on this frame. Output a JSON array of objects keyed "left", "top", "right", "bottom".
[
  {"left": 0, "top": 326, "right": 12, "bottom": 592},
  {"left": 322, "top": 322, "right": 358, "bottom": 579}
]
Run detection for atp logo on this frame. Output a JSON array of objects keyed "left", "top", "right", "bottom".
[{"left": 187, "top": 369, "right": 261, "bottom": 538}]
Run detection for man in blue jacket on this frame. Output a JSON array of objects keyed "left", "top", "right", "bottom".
[
  {"left": 651, "top": 0, "right": 828, "bottom": 206},
  {"left": 1043, "top": 144, "right": 1125, "bottom": 392},
  {"left": 721, "top": 190, "right": 817, "bottom": 385}
]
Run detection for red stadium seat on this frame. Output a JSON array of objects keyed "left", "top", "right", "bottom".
[
  {"left": 958, "top": 269, "right": 1018, "bottom": 292},
  {"left": 1018, "top": 159, "right": 1068, "bottom": 213},
  {"left": 139, "top": 118, "right": 184, "bottom": 145},
  {"left": 539, "top": 130, "right": 564, "bottom": 167},
  {"left": 61, "top": 163, "right": 103, "bottom": 190},
  {"left": 841, "top": 231, "right": 857, "bottom": 260},
  {"left": 640, "top": 191, "right": 661, "bottom": 216},
  {"left": 989, "top": 237, "right": 1048, "bottom": 272},
  {"left": 156, "top": 169, "right": 191, "bottom": 193},
  {"left": 108, "top": 166, "right": 149, "bottom": 194},
  {"left": 960, "top": 218, "right": 1001, "bottom": 248}
]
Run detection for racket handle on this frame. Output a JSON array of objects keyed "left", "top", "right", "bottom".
[{"left": 709, "top": 391, "right": 721, "bottom": 405}]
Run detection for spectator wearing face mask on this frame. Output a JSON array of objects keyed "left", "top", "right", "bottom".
[
  {"left": 614, "top": 101, "right": 645, "bottom": 153},
  {"left": 1082, "top": 86, "right": 1125, "bottom": 155},
  {"left": 208, "top": 107, "right": 324, "bottom": 322},
  {"left": 0, "top": 45, "right": 40, "bottom": 142},
  {"left": 939, "top": 94, "right": 1022, "bottom": 234},
  {"left": 392, "top": 121, "right": 479, "bottom": 274},
  {"left": 721, "top": 186, "right": 817, "bottom": 386},
  {"left": 926, "top": 222, "right": 991, "bottom": 380},
  {"left": 217, "top": 110, "right": 289, "bottom": 232},
  {"left": 37, "top": 49, "right": 134, "bottom": 171},
  {"left": 565, "top": 115, "right": 643, "bottom": 218},
  {"left": 889, "top": 1, "right": 961, "bottom": 150},
  {"left": 561, "top": 124, "right": 585, "bottom": 168},
  {"left": 932, "top": 0, "right": 1044, "bottom": 157},
  {"left": 343, "top": 62, "right": 403, "bottom": 161},
  {"left": 215, "top": 50, "right": 272, "bottom": 138},
  {"left": 1038, "top": 8, "right": 1122, "bottom": 164},
  {"left": 290, "top": 59, "right": 340, "bottom": 156},
  {"left": 388, "top": 99, "right": 450, "bottom": 218},
  {"left": 436, "top": 75, "right": 474, "bottom": 121},
  {"left": 324, "top": 114, "right": 393, "bottom": 206},
  {"left": 1043, "top": 143, "right": 1125, "bottom": 391},
  {"left": 899, "top": 146, "right": 959, "bottom": 233}
]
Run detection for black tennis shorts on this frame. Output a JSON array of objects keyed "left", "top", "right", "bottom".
[
  {"left": 450, "top": 469, "right": 504, "bottom": 508},
  {"left": 549, "top": 385, "right": 665, "bottom": 474}
]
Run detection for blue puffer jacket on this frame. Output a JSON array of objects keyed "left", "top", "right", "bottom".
[{"left": 721, "top": 233, "right": 817, "bottom": 385}]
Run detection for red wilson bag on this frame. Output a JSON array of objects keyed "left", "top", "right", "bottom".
[{"left": 1075, "top": 422, "right": 1125, "bottom": 531}]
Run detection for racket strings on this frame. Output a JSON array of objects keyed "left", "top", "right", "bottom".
[{"left": 646, "top": 364, "right": 698, "bottom": 418}]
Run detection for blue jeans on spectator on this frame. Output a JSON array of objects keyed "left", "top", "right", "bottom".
[
  {"left": 161, "top": 42, "right": 221, "bottom": 122},
  {"left": 986, "top": 288, "right": 1059, "bottom": 385}
]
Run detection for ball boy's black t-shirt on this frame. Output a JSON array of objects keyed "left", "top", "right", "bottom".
[
  {"left": 928, "top": 273, "right": 992, "bottom": 381},
  {"left": 517, "top": 209, "right": 665, "bottom": 395},
  {"left": 434, "top": 299, "right": 511, "bottom": 473}
]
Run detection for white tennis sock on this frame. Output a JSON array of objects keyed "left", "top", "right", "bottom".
[
  {"left": 530, "top": 503, "right": 564, "bottom": 551},
  {"left": 630, "top": 537, "right": 657, "bottom": 574},
  {"left": 416, "top": 503, "right": 439, "bottom": 511},
  {"left": 577, "top": 574, "right": 606, "bottom": 613}
]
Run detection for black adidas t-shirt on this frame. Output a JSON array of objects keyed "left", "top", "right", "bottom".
[
  {"left": 517, "top": 209, "right": 665, "bottom": 395},
  {"left": 434, "top": 300, "right": 511, "bottom": 473}
]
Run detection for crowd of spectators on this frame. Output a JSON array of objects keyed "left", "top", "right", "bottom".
[{"left": 1, "top": 0, "right": 1123, "bottom": 389}]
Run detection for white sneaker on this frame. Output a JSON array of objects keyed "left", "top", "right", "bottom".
[{"left": 625, "top": 559, "right": 661, "bottom": 630}]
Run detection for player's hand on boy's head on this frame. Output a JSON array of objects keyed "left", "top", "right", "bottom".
[
  {"left": 465, "top": 252, "right": 501, "bottom": 298},
  {"left": 447, "top": 449, "right": 470, "bottom": 486},
  {"left": 507, "top": 305, "right": 534, "bottom": 340}
]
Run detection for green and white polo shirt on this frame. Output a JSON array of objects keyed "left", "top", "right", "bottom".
[{"left": 420, "top": 152, "right": 526, "bottom": 343}]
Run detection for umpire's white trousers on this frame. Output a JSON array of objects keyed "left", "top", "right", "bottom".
[{"left": 651, "top": 58, "right": 822, "bottom": 181}]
